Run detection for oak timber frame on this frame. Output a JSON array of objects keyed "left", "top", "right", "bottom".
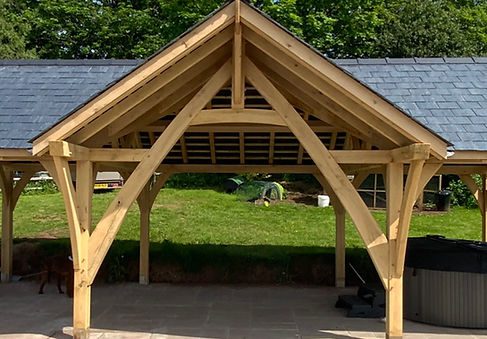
[{"left": 0, "top": 1, "right": 481, "bottom": 339}]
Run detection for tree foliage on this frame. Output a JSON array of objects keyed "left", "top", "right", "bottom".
[
  {"left": 0, "top": 0, "right": 35, "bottom": 58},
  {"left": 1, "top": 0, "right": 487, "bottom": 59}
]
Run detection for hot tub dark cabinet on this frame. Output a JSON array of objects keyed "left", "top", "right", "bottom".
[{"left": 404, "top": 235, "right": 487, "bottom": 328}]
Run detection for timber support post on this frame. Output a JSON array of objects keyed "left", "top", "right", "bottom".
[
  {"left": 137, "top": 182, "right": 151, "bottom": 285},
  {"left": 50, "top": 145, "right": 95, "bottom": 339},
  {"left": 0, "top": 167, "right": 35, "bottom": 282},
  {"left": 334, "top": 200, "right": 346, "bottom": 288},
  {"left": 74, "top": 160, "right": 93, "bottom": 339},
  {"left": 460, "top": 173, "right": 487, "bottom": 242},
  {"left": 385, "top": 162, "right": 404, "bottom": 339},
  {"left": 314, "top": 173, "right": 346, "bottom": 288},
  {"left": 136, "top": 172, "right": 172, "bottom": 285},
  {"left": 0, "top": 167, "right": 13, "bottom": 282}
]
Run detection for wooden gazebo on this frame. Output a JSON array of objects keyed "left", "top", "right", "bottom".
[{"left": 2, "top": 1, "right": 487, "bottom": 338}]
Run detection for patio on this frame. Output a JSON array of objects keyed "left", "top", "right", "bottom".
[{"left": 0, "top": 282, "right": 485, "bottom": 339}]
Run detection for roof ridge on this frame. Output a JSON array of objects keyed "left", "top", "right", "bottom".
[
  {"left": 0, "top": 59, "right": 143, "bottom": 66},
  {"left": 335, "top": 57, "right": 487, "bottom": 65}
]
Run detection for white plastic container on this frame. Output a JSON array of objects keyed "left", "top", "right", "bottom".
[{"left": 317, "top": 194, "right": 330, "bottom": 207}]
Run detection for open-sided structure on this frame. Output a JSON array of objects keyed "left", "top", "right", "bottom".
[{"left": 1, "top": 1, "right": 487, "bottom": 338}]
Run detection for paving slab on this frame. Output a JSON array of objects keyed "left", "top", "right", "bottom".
[{"left": 0, "top": 282, "right": 486, "bottom": 338}]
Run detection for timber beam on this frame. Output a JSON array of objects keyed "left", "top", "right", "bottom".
[
  {"left": 49, "top": 140, "right": 431, "bottom": 166},
  {"left": 391, "top": 143, "right": 431, "bottom": 163}
]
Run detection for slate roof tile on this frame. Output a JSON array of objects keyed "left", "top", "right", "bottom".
[
  {"left": 1, "top": 57, "right": 486, "bottom": 151},
  {"left": 337, "top": 58, "right": 487, "bottom": 150},
  {"left": 0, "top": 60, "right": 140, "bottom": 148}
]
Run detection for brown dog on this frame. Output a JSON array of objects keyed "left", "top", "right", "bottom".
[{"left": 38, "top": 255, "right": 74, "bottom": 298}]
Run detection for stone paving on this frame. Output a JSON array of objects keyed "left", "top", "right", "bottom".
[{"left": 1, "top": 281, "right": 486, "bottom": 338}]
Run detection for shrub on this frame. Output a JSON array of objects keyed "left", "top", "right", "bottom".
[
  {"left": 447, "top": 176, "right": 479, "bottom": 209},
  {"left": 23, "top": 179, "right": 58, "bottom": 195}
]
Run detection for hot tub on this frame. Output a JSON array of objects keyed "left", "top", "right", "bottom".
[{"left": 404, "top": 235, "right": 487, "bottom": 328}]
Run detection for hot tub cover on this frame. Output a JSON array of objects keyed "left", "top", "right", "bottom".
[{"left": 406, "top": 235, "right": 487, "bottom": 273}]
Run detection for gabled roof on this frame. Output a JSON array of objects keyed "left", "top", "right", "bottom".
[
  {"left": 0, "top": 60, "right": 139, "bottom": 148},
  {"left": 0, "top": 0, "right": 472, "bottom": 157}
]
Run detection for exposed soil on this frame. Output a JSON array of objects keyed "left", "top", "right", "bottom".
[{"left": 281, "top": 181, "right": 322, "bottom": 206}]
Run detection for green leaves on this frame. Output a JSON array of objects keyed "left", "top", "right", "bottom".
[
  {"left": 0, "top": 0, "right": 36, "bottom": 58},
  {"left": 1, "top": 0, "right": 487, "bottom": 59}
]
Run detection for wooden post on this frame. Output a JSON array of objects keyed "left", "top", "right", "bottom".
[
  {"left": 334, "top": 202, "right": 346, "bottom": 288},
  {"left": 74, "top": 160, "right": 93, "bottom": 339},
  {"left": 386, "top": 163, "right": 404, "bottom": 339},
  {"left": 314, "top": 173, "right": 346, "bottom": 288},
  {"left": 0, "top": 167, "right": 13, "bottom": 282},
  {"left": 138, "top": 182, "right": 151, "bottom": 285},
  {"left": 459, "top": 173, "right": 487, "bottom": 242},
  {"left": 0, "top": 168, "right": 36, "bottom": 282}
]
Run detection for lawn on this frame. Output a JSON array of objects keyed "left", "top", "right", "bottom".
[
  {"left": 5, "top": 188, "right": 484, "bottom": 284},
  {"left": 11, "top": 188, "right": 483, "bottom": 245}
]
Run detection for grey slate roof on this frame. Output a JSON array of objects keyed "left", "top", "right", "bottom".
[
  {"left": 0, "top": 58, "right": 486, "bottom": 151},
  {"left": 335, "top": 57, "right": 487, "bottom": 151},
  {"left": 0, "top": 60, "right": 140, "bottom": 148}
]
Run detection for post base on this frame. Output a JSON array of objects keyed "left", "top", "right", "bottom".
[
  {"left": 139, "top": 276, "right": 149, "bottom": 285},
  {"left": 386, "top": 335, "right": 402, "bottom": 339},
  {"left": 335, "top": 279, "right": 345, "bottom": 288},
  {"left": 73, "top": 328, "right": 90, "bottom": 339},
  {"left": 1, "top": 272, "right": 11, "bottom": 283}
]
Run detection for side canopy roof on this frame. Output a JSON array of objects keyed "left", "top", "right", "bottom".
[{"left": 32, "top": 0, "right": 450, "bottom": 160}]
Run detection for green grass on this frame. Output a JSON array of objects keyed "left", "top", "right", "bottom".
[
  {"left": 6, "top": 188, "right": 483, "bottom": 283},
  {"left": 10, "top": 188, "right": 483, "bottom": 245}
]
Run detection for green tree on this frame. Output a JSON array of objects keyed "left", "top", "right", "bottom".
[
  {"left": 0, "top": 0, "right": 35, "bottom": 58},
  {"left": 23, "top": 0, "right": 225, "bottom": 59},
  {"left": 376, "top": 0, "right": 475, "bottom": 57}
]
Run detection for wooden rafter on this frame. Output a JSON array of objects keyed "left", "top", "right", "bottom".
[
  {"left": 209, "top": 132, "right": 216, "bottom": 164},
  {"left": 269, "top": 132, "right": 275, "bottom": 164},
  {"left": 180, "top": 137, "right": 188, "bottom": 164},
  {"left": 244, "top": 56, "right": 389, "bottom": 286},
  {"left": 239, "top": 132, "right": 245, "bottom": 164}
]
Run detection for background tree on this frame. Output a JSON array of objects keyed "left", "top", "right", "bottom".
[
  {"left": 0, "top": 0, "right": 36, "bottom": 58},
  {"left": 376, "top": 0, "right": 478, "bottom": 57},
  {"left": 2, "top": 0, "right": 487, "bottom": 59}
]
